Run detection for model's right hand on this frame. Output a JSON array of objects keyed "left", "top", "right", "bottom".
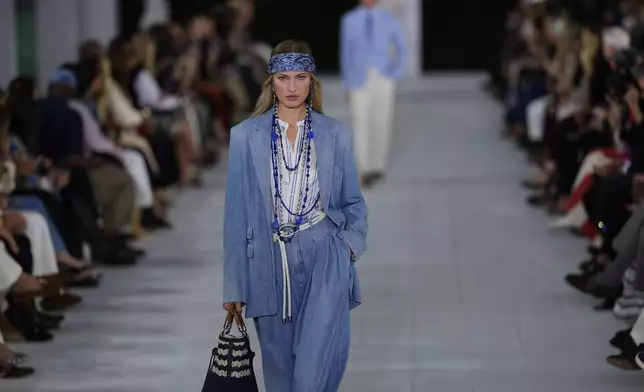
[{"left": 223, "top": 302, "right": 244, "bottom": 312}]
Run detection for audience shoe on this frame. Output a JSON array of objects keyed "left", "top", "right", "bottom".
[
  {"left": 594, "top": 297, "right": 616, "bottom": 311},
  {"left": 39, "top": 292, "right": 82, "bottom": 312},
  {"left": 564, "top": 274, "right": 622, "bottom": 299},
  {"left": 521, "top": 179, "right": 546, "bottom": 190},
  {"left": 9, "top": 351, "right": 28, "bottom": 366},
  {"left": 565, "top": 273, "right": 594, "bottom": 294},
  {"left": 96, "top": 249, "right": 138, "bottom": 266},
  {"left": 635, "top": 351, "right": 644, "bottom": 370},
  {"left": 62, "top": 266, "right": 102, "bottom": 289},
  {"left": 606, "top": 352, "right": 640, "bottom": 371},
  {"left": 201, "top": 149, "right": 219, "bottom": 167},
  {"left": 36, "top": 312, "right": 64, "bottom": 330},
  {"left": 610, "top": 329, "right": 636, "bottom": 352},
  {"left": 2, "top": 307, "right": 54, "bottom": 343},
  {"left": 0, "top": 314, "right": 26, "bottom": 342},
  {"left": 577, "top": 258, "right": 605, "bottom": 275},
  {"left": 526, "top": 192, "right": 552, "bottom": 207},
  {"left": 141, "top": 208, "right": 172, "bottom": 231},
  {"left": 361, "top": 172, "right": 384, "bottom": 189},
  {"left": 114, "top": 235, "right": 147, "bottom": 259},
  {"left": 586, "top": 245, "right": 601, "bottom": 256},
  {"left": 0, "top": 362, "right": 35, "bottom": 379}
]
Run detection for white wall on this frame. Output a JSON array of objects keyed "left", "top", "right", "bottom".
[
  {"left": 0, "top": 0, "right": 17, "bottom": 87},
  {"left": 140, "top": 0, "right": 170, "bottom": 29},
  {"left": 381, "top": 0, "right": 422, "bottom": 77},
  {"left": 402, "top": 0, "right": 422, "bottom": 77},
  {"left": 36, "top": 0, "right": 118, "bottom": 92},
  {"left": 36, "top": 0, "right": 81, "bottom": 92},
  {"left": 78, "top": 0, "right": 118, "bottom": 45}
]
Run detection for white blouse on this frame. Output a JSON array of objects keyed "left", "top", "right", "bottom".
[
  {"left": 132, "top": 70, "right": 181, "bottom": 111},
  {"left": 270, "top": 118, "right": 322, "bottom": 226}
]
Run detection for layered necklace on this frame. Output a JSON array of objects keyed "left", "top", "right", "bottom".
[{"left": 270, "top": 103, "right": 319, "bottom": 242}]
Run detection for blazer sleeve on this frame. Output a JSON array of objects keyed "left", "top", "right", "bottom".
[
  {"left": 390, "top": 15, "right": 408, "bottom": 80},
  {"left": 336, "top": 123, "right": 369, "bottom": 261},
  {"left": 223, "top": 126, "right": 249, "bottom": 304}
]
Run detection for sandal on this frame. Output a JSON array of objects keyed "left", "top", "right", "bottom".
[
  {"left": 10, "top": 351, "right": 28, "bottom": 365},
  {"left": 58, "top": 264, "right": 102, "bottom": 288},
  {"left": 67, "top": 269, "right": 102, "bottom": 288},
  {"left": 0, "top": 360, "right": 35, "bottom": 379}
]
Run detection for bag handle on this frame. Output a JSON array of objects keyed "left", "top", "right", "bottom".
[{"left": 222, "top": 307, "right": 248, "bottom": 337}]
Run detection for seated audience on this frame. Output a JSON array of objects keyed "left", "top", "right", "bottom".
[
  {"left": 496, "top": 0, "right": 644, "bottom": 372},
  {"left": 0, "top": 12, "right": 264, "bottom": 381}
]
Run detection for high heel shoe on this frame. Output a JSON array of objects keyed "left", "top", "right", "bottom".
[
  {"left": 0, "top": 361, "right": 35, "bottom": 379},
  {"left": 0, "top": 343, "right": 27, "bottom": 366},
  {"left": 9, "top": 351, "right": 28, "bottom": 365},
  {"left": 39, "top": 291, "right": 82, "bottom": 312},
  {"left": 59, "top": 264, "right": 102, "bottom": 289}
]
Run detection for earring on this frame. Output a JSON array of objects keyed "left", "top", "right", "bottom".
[
  {"left": 308, "top": 83, "right": 314, "bottom": 105},
  {"left": 272, "top": 85, "right": 277, "bottom": 104}
]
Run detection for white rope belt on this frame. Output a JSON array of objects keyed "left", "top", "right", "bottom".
[{"left": 273, "top": 212, "right": 326, "bottom": 323}]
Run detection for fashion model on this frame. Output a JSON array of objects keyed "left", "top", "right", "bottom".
[
  {"left": 222, "top": 39, "right": 368, "bottom": 392},
  {"left": 340, "top": 0, "right": 407, "bottom": 188}
]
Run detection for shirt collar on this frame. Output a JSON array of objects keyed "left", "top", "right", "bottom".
[
  {"left": 361, "top": 4, "right": 381, "bottom": 13},
  {"left": 277, "top": 118, "right": 305, "bottom": 129}
]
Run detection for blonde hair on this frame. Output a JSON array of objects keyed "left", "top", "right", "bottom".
[
  {"left": 133, "top": 34, "right": 157, "bottom": 75},
  {"left": 252, "top": 39, "right": 323, "bottom": 116}
]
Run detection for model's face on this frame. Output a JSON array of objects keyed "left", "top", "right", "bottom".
[
  {"left": 361, "top": 0, "right": 377, "bottom": 7},
  {"left": 273, "top": 71, "right": 311, "bottom": 109}
]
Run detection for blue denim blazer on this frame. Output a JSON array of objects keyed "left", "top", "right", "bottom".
[{"left": 223, "top": 109, "right": 368, "bottom": 318}]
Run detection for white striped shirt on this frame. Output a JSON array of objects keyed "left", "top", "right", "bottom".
[{"left": 271, "top": 119, "right": 322, "bottom": 225}]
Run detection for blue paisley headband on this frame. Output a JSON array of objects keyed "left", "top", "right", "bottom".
[{"left": 268, "top": 53, "right": 316, "bottom": 74}]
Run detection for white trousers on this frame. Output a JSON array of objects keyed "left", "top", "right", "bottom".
[
  {"left": 0, "top": 243, "right": 21, "bottom": 344},
  {"left": 527, "top": 95, "right": 551, "bottom": 142},
  {"left": 22, "top": 212, "right": 59, "bottom": 277},
  {"left": 0, "top": 243, "right": 21, "bottom": 293},
  {"left": 350, "top": 68, "right": 396, "bottom": 175},
  {"left": 121, "top": 150, "right": 154, "bottom": 208}
]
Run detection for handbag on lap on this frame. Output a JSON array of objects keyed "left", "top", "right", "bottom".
[{"left": 200, "top": 308, "right": 259, "bottom": 392}]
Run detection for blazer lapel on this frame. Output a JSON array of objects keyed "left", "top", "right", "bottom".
[
  {"left": 312, "top": 112, "right": 335, "bottom": 210},
  {"left": 248, "top": 112, "right": 274, "bottom": 224}
]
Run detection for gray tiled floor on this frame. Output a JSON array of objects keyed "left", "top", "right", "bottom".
[{"left": 4, "top": 75, "right": 644, "bottom": 391}]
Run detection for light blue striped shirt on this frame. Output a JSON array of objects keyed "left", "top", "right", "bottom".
[{"left": 340, "top": 5, "right": 408, "bottom": 89}]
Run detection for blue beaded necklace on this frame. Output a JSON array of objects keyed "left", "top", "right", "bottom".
[{"left": 270, "top": 103, "right": 318, "bottom": 242}]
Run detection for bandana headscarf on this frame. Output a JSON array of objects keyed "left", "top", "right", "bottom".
[{"left": 268, "top": 53, "right": 316, "bottom": 74}]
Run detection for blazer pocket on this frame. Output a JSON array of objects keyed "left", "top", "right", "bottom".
[{"left": 246, "top": 242, "right": 254, "bottom": 258}]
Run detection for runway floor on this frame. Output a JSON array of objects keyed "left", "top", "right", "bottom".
[{"left": 5, "top": 75, "right": 643, "bottom": 391}]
